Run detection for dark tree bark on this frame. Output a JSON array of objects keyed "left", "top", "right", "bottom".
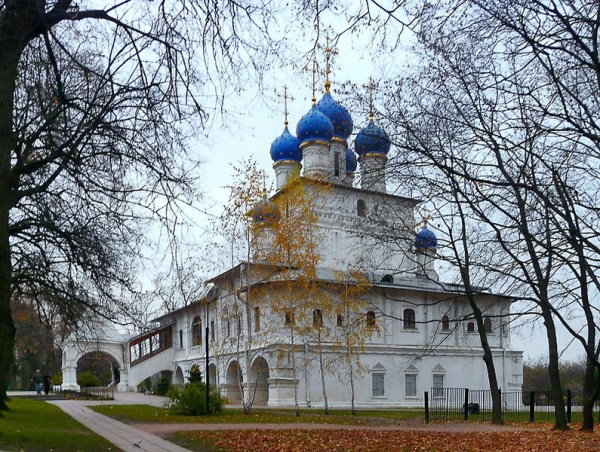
[{"left": 0, "top": 0, "right": 276, "bottom": 408}]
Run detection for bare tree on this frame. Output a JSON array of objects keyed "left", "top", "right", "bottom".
[
  {"left": 0, "top": 0, "right": 278, "bottom": 408},
  {"left": 375, "top": 0, "right": 600, "bottom": 430}
]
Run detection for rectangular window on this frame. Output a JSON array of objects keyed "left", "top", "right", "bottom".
[
  {"left": 210, "top": 320, "right": 215, "bottom": 342},
  {"left": 313, "top": 309, "right": 323, "bottom": 327},
  {"left": 336, "top": 313, "right": 344, "bottom": 327},
  {"left": 405, "top": 374, "right": 417, "bottom": 397},
  {"left": 334, "top": 151, "right": 340, "bottom": 176},
  {"left": 254, "top": 307, "right": 261, "bottom": 332},
  {"left": 432, "top": 374, "right": 444, "bottom": 397},
  {"left": 372, "top": 373, "right": 385, "bottom": 397},
  {"left": 179, "top": 329, "right": 183, "bottom": 348}
]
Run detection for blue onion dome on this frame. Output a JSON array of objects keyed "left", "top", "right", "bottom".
[
  {"left": 296, "top": 105, "right": 334, "bottom": 144},
  {"left": 251, "top": 198, "right": 280, "bottom": 224},
  {"left": 415, "top": 226, "right": 437, "bottom": 250},
  {"left": 316, "top": 92, "right": 353, "bottom": 140},
  {"left": 270, "top": 126, "right": 302, "bottom": 162},
  {"left": 355, "top": 120, "right": 391, "bottom": 156},
  {"left": 346, "top": 147, "right": 357, "bottom": 173}
]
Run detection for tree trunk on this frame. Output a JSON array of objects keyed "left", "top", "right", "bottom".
[
  {"left": 581, "top": 353, "right": 596, "bottom": 431},
  {"left": 0, "top": 5, "right": 30, "bottom": 409},
  {"left": 468, "top": 297, "right": 503, "bottom": 425},
  {"left": 317, "top": 330, "right": 328, "bottom": 415},
  {"left": 542, "top": 310, "right": 569, "bottom": 430},
  {"left": 348, "top": 337, "right": 355, "bottom": 416}
]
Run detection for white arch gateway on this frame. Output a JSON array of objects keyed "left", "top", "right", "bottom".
[{"left": 61, "top": 316, "right": 175, "bottom": 392}]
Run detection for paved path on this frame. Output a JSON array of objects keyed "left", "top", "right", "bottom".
[{"left": 10, "top": 391, "right": 189, "bottom": 452}]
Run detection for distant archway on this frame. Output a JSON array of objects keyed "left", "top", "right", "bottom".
[
  {"left": 76, "top": 350, "right": 120, "bottom": 386},
  {"left": 209, "top": 363, "right": 217, "bottom": 389},
  {"left": 249, "top": 356, "right": 270, "bottom": 405},
  {"left": 225, "top": 361, "right": 243, "bottom": 403},
  {"left": 174, "top": 366, "right": 185, "bottom": 385}
]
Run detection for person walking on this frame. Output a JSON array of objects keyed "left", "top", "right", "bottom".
[
  {"left": 32, "top": 369, "right": 43, "bottom": 396},
  {"left": 43, "top": 372, "right": 52, "bottom": 395}
]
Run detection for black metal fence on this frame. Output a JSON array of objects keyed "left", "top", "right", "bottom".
[{"left": 424, "top": 388, "right": 584, "bottom": 423}]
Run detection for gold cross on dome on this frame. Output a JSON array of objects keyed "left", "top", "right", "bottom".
[
  {"left": 276, "top": 85, "right": 294, "bottom": 127},
  {"left": 323, "top": 35, "right": 338, "bottom": 93},
  {"left": 364, "top": 77, "right": 378, "bottom": 121},
  {"left": 301, "top": 60, "right": 319, "bottom": 105}
]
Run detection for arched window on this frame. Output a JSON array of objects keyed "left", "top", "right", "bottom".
[
  {"left": 357, "top": 199, "right": 366, "bottom": 217},
  {"left": 366, "top": 310, "right": 376, "bottom": 327},
  {"left": 403, "top": 308, "right": 416, "bottom": 329},
  {"left": 467, "top": 321, "right": 475, "bottom": 333},
  {"left": 484, "top": 317, "right": 492, "bottom": 333},
  {"left": 191, "top": 316, "right": 202, "bottom": 346},
  {"left": 313, "top": 308, "right": 323, "bottom": 327},
  {"left": 254, "top": 307, "right": 261, "bottom": 332},
  {"left": 441, "top": 315, "right": 450, "bottom": 332}
]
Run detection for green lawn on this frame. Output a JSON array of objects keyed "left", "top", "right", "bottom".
[
  {"left": 91, "top": 404, "right": 424, "bottom": 426},
  {"left": 0, "top": 397, "right": 119, "bottom": 451}
]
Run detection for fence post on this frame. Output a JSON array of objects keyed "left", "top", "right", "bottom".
[
  {"left": 498, "top": 387, "right": 502, "bottom": 421},
  {"left": 567, "top": 390, "right": 572, "bottom": 423},
  {"left": 424, "top": 391, "right": 430, "bottom": 423},
  {"left": 529, "top": 391, "right": 535, "bottom": 423},
  {"left": 464, "top": 388, "right": 469, "bottom": 421}
]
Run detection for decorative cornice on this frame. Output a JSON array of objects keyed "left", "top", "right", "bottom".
[
  {"left": 273, "top": 160, "right": 301, "bottom": 169},
  {"left": 331, "top": 136, "right": 347, "bottom": 146},
  {"left": 359, "top": 152, "right": 388, "bottom": 161},
  {"left": 300, "top": 139, "right": 330, "bottom": 149}
]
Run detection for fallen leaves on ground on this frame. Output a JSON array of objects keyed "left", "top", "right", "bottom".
[{"left": 173, "top": 427, "right": 600, "bottom": 451}]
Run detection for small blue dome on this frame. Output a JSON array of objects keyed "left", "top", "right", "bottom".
[
  {"left": 252, "top": 198, "right": 280, "bottom": 224},
  {"left": 296, "top": 105, "right": 334, "bottom": 144},
  {"left": 316, "top": 93, "right": 353, "bottom": 140},
  {"left": 346, "top": 148, "right": 357, "bottom": 173},
  {"left": 415, "top": 226, "right": 437, "bottom": 249},
  {"left": 355, "top": 120, "right": 390, "bottom": 155},
  {"left": 270, "top": 126, "right": 302, "bottom": 162}
]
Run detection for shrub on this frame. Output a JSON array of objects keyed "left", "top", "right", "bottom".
[
  {"left": 77, "top": 371, "right": 100, "bottom": 387},
  {"left": 51, "top": 371, "right": 62, "bottom": 386},
  {"left": 137, "top": 377, "right": 152, "bottom": 393},
  {"left": 188, "top": 363, "right": 203, "bottom": 383},
  {"left": 154, "top": 377, "right": 171, "bottom": 396},
  {"left": 168, "top": 382, "right": 223, "bottom": 416}
]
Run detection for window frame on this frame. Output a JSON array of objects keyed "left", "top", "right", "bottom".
[
  {"left": 254, "top": 306, "right": 261, "bottom": 332},
  {"left": 313, "top": 308, "right": 323, "bottom": 327},
  {"left": 191, "top": 316, "right": 202, "bottom": 347},
  {"left": 405, "top": 373, "right": 417, "bottom": 398},
  {"left": 366, "top": 310, "right": 376, "bottom": 328},
  {"left": 432, "top": 374, "right": 444, "bottom": 398},
  {"left": 372, "top": 372, "right": 385, "bottom": 398},
  {"left": 403, "top": 308, "right": 416, "bottom": 330},
  {"left": 357, "top": 199, "right": 366, "bottom": 217},
  {"left": 441, "top": 315, "right": 450, "bottom": 332}
]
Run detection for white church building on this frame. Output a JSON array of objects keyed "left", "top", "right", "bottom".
[{"left": 61, "top": 79, "right": 523, "bottom": 408}]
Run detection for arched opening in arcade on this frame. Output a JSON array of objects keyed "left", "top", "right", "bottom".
[
  {"left": 225, "top": 361, "right": 243, "bottom": 403},
  {"left": 137, "top": 370, "right": 173, "bottom": 395},
  {"left": 174, "top": 366, "right": 185, "bottom": 385},
  {"left": 249, "top": 356, "right": 270, "bottom": 405},
  {"left": 76, "top": 350, "right": 120, "bottom": 387},
  {"left": 208, "top": 363, "right": 217, "bottom": 389}
]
